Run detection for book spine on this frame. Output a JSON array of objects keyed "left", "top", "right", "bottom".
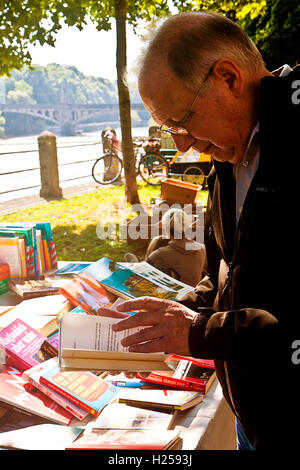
[
  {"left": 39, "top": 376, "right": 98, "bottom": 416},
  {"left": 118, "top": 398, "right": 174, "bottom": 414},
  {"left": 48, "top": 239, "right": 58, "bottom": 270},
  {"left": 25, "top": 246, "right": 36, "bottom": 277},
  {"left": 18, "top": 238, "right": 27, "bottom": 277},
  {"left": 42, "top": 239, "right": 51, "bottom": 271},
  {"left": 25, "top": 376, "right": 85, "bottom": 421},
  {"left": 144, "top": 375, "right": 206, "bottom": 393}
]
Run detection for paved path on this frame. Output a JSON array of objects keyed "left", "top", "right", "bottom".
[{"left": 0, "top": 182, "right": 100, "bottom": 216}]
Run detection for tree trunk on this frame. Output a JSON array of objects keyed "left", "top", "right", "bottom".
[{"left": 114, "top": 0, "right": 140, "bottom": 205}]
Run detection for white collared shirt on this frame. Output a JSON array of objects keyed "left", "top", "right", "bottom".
[{"left": 233, "top": 64, "right": 293, "bottom": 224}]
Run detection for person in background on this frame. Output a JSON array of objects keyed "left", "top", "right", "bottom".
[{"left": 145, "top": 208, "right": 206, "bottom": 286}]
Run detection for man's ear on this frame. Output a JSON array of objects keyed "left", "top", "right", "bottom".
[{"left": 212, "top": 59, "right": 244, "bottom": 97}]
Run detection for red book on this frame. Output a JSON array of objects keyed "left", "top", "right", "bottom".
[
  {"left": 0, "top": 365, "right": 72, "bottom": 425},
  {"left": 59, "top": 271, "right": 116, "bottom": 315},
  {"left": 0, "top": 318, "right": 57, "bottom": 371},
  {"left": 40, "top": 367, "right": 120, "bottom": 416},
  {"left": 137, "top": 355, "right": 216, "bottom": 394}
]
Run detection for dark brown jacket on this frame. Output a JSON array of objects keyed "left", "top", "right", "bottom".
[{"left": 181, "top": 66, "right": 300, "bottom": 449}]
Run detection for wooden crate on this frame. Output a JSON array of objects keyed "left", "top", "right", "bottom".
[{"left": 160, "top": 178, "right": 201, "bottom": 204}]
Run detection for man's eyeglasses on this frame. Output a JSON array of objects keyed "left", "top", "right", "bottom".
[{"left": 159, "top": 65, "right": 214, "bottom": 136}]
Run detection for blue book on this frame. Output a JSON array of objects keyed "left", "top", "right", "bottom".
[
  {"left": 53, "top": 262, "right": 92, "bottom": 276},
  {"left": 40, "top": 365, "right": 120, "bottom": 416}
]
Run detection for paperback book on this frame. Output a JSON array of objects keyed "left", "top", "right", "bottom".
[
  {"left": 117, "top": 388, "right": 203, "bottom": 414},
  {"left": 51, "top": 261, "right": 92, "bottom": 277},
  {"left": 39, "top": 365, "right": 120, "bottom": 416},
  {"left": 59, "top": 312, "right": 170, "bottom": 372},
  {"left": 0, "top": 318, "right": 58, "bottom": 371},
  {"left": 23, "top": 357, "right": 89, "bottom": 420},
  {"left": 0, "top": 365, "right": 73, "bottom": 425},
  {"left": 0, "top": 294, "right": 71, "bottom": 337},
  {"left": 137, "top": 355, "right": 216, "bottom": 394},
  {"left": 91, "top": 402, "right": 177, "bottom": 431},
  {"left": 59, "top": 271, "right": 117, "bottom": 315},
  {"left": 58, "top": 258, "right": 194, "bottom": 317}
]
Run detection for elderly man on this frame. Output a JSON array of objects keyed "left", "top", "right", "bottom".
[{"left": 101, "top": 11, "right": 300, "bottom": 450}]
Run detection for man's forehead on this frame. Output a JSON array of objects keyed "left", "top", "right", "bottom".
[{"left": 139, "top": 65, "right": 188, "bottom": 122}]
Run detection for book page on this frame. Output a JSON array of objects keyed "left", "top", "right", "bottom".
[
  {"left": 61, "top": 312, "right": 147, "bottom": 353},
  {"left": 0, "top": 295, "right": 67, "bottom": 330},
  {"left": 119, "top": 261, "right": 194, "bottom": 297}
]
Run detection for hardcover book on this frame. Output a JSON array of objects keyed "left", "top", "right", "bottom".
[
  {"left": 0, "top": 318, "right": 58, "bottom": 371},
  {"left": 23, "top": 357, "right": 89, "bottom": 420},
  {"left": 66, "top": 428, "right": 182, "bottom": 450},
  {"left": 0, "top": 365, "right": 73, "bottom": 425},
  {"left": 91, "top": 402, "right": 177, "bottom": 431},
  {"left": 39, "top": 365, "right": 120, "bottom": 416},
  {"left": 117, "top": 388, "right": 203, "bottom": 414},
  {"left": 137, "top": 355, "right": 216, "bottom": 394},
  {"left": 59, "top": 312, "right": 170, "bottom": 372},
  {"left": 8, "top": 276, "right": 70, "bottom": 299}
]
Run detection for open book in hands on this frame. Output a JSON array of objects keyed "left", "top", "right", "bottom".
[{"left": 59, "top": 312, "right": 171, "bottom": 372}]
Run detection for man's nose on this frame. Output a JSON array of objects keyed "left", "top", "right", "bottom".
[{"left": 171, "top": 134, "right": 195, "bottom": 153}]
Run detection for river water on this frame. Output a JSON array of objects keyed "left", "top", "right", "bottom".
[{"left": 0, "top": 126, "right": 149, "bottom": 204}]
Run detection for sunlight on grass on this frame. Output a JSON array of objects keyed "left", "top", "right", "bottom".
[{"left": 0, "top": 181, "right": 208, "bottom": 262}]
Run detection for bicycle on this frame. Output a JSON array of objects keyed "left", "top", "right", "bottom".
[
  {"left": 92, "top": 129, "right": 123, "bottom": 185},
  {"left": 92, "top": 130, "right": 169, "bottom": 186}
]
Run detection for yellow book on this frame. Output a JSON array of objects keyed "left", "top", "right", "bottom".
[
  {"left": 18, "top": 238, "right": 27, "bottom": 277},
  {"left": 36, "top": 230, "right": 45, "bottom": 274},
  {"left": 43, "top": 239, "right": 51, "bottom": 271}
]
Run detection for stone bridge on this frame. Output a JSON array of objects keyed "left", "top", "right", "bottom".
[{"left": 0, "top": 102, "right": 146, "bottom": 135}]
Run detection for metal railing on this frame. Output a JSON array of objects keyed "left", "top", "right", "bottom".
[{"left": 0, "top": 137, "right": 102, "bottom": 200}]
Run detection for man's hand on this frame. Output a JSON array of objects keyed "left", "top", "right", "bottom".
[{"left": 100, "top": 296, "right": 198, "bottom": 357}]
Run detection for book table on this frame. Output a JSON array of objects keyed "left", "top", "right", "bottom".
[{"left": 0, "top": 264, "right": 237, "bottom": 450}]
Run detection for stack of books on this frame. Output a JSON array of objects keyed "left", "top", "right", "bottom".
[
  {"left": 0, "top": 254, "right": 216, "bottom": 450},
  {"left": 0, "top": 222, "right": 57, "bottom": 279}
]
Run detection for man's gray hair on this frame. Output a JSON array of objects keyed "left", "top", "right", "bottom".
[{"left": 141, "top": 11, "right": 265, "bottom": 93}]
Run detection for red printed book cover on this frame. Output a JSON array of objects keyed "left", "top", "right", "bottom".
[
  {"left": 0, "top": 318, "right": 57, "bottom": 371},
  {"left": 40, "top": 367, "right": 120, "bottom": 416},
  {"left": 59, "top": 271, "right": 116, "bottom": 315},
  {"left": 137, "top": 355, "right": 216, "bottom": 394},
  {"left": 0, "top": 365, "right": 72, "bottom": 425}
]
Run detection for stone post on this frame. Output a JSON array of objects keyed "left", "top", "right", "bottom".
[{"left": 38, "top": 131, "right": 63, "bottom": 198}]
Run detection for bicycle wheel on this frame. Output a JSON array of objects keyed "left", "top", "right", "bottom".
[
  {"left": 92, "top": 153, "right": 123, "bottom": 185},
  {"left": 182, "top": 166, "right": 205, "bottom": 186},
  {"left": 138, "top": 154, "right": 169, "bottom": 186}
]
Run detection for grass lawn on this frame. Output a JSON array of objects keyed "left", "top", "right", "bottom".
[{"left": 0, "top": 181, "right": 208, "bottom": 263}]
